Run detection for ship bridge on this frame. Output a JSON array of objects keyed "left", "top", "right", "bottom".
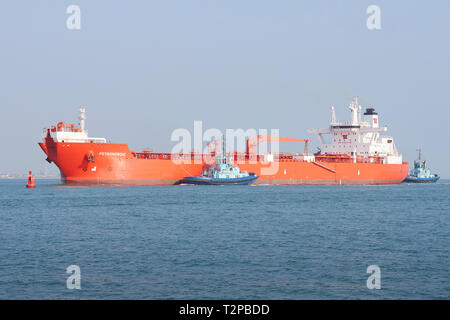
[
  {"left": 45, "top": 108, "right": 107, "bottom": 143},
  {"left": 308, "top": 97, "right": 403, "bottom": 164}
]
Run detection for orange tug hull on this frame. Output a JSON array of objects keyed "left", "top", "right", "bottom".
[{"left": 39, "top": 138, "right": 409, "bottom": 186}]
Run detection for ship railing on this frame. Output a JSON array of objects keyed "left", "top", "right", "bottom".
[
  {"left": 314, "top": 154, "right": 384, "bottom": 164},
  {"left": 132, "top": 151, "right": 347, "bottom": 163},
  {"left": 133, "top": 152, "right": 205, "bottom": 161},
  {"left": 56, "top": 137, "right": 107, "bottom": 143}
]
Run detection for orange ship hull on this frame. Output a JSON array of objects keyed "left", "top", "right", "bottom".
[{"left": 39, "top": 138, "right": 409, "bottom": 185}]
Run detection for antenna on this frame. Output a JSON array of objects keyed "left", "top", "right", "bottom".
[{"left": 417, "top": 148, "right": 422, "bottom": 161}]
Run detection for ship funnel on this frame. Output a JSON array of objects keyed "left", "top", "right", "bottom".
[
  {"left": 363, "top": 107, "right": 379, "bottom": 128},
  {"left": 79, "top": 108, "right": 86, "bottom": 131}
]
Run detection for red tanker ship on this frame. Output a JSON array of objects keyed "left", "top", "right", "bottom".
[{"left": 39, "top": 98, "right": 409, "bottom": 185}]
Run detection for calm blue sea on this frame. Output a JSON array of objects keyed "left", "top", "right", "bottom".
[{"left": 0, "top": 179, "right": 448, "bottom": 299}]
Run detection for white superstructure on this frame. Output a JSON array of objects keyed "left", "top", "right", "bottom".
[
  {"left": 46, "top": 108, "right": 107, "bottom": 143},
  {"left": 308, "top": 97, "right": 403, "bottom": 164}
]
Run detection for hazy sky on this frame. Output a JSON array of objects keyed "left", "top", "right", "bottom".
[{"left": 1, "top": 0, "right": 449, "bottom": 177}]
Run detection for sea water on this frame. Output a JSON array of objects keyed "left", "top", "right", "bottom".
[{"left": 0, "top": 179, "right": 448, "bottom": 299}]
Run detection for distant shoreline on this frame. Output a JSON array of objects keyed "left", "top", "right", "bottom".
[{"left": 0, "top": 177, "right": 60, "bottom": 180}]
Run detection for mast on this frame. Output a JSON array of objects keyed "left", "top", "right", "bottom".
[
  {"left": 222, "top": 134, "right": 226, "bottom": 156},
  {"left": 349, "top": 96, "right": 359, "bottom": 125},
  {"left": 331, "top": 106, "right": 337, "bottom": 124},
  {"left": 222, "top": 135, "right": 227, "bottom": 164},
  {"left": 79, "top": 108, "right": 86, "bottom": 131}
]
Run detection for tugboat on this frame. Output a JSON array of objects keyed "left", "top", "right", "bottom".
[
  {"left": 180, "top": 154, "right": 258, "bottom": 185},
  {"left": 180, "top": 140, "right": 258, "bottom": 185},
  {"left": 404, "top": 149, "right": 439, "bottom": 183}
]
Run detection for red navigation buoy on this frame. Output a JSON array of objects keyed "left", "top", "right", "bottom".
[{"left": 26, "top": 171, "right": 36, "bottom": 188}]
